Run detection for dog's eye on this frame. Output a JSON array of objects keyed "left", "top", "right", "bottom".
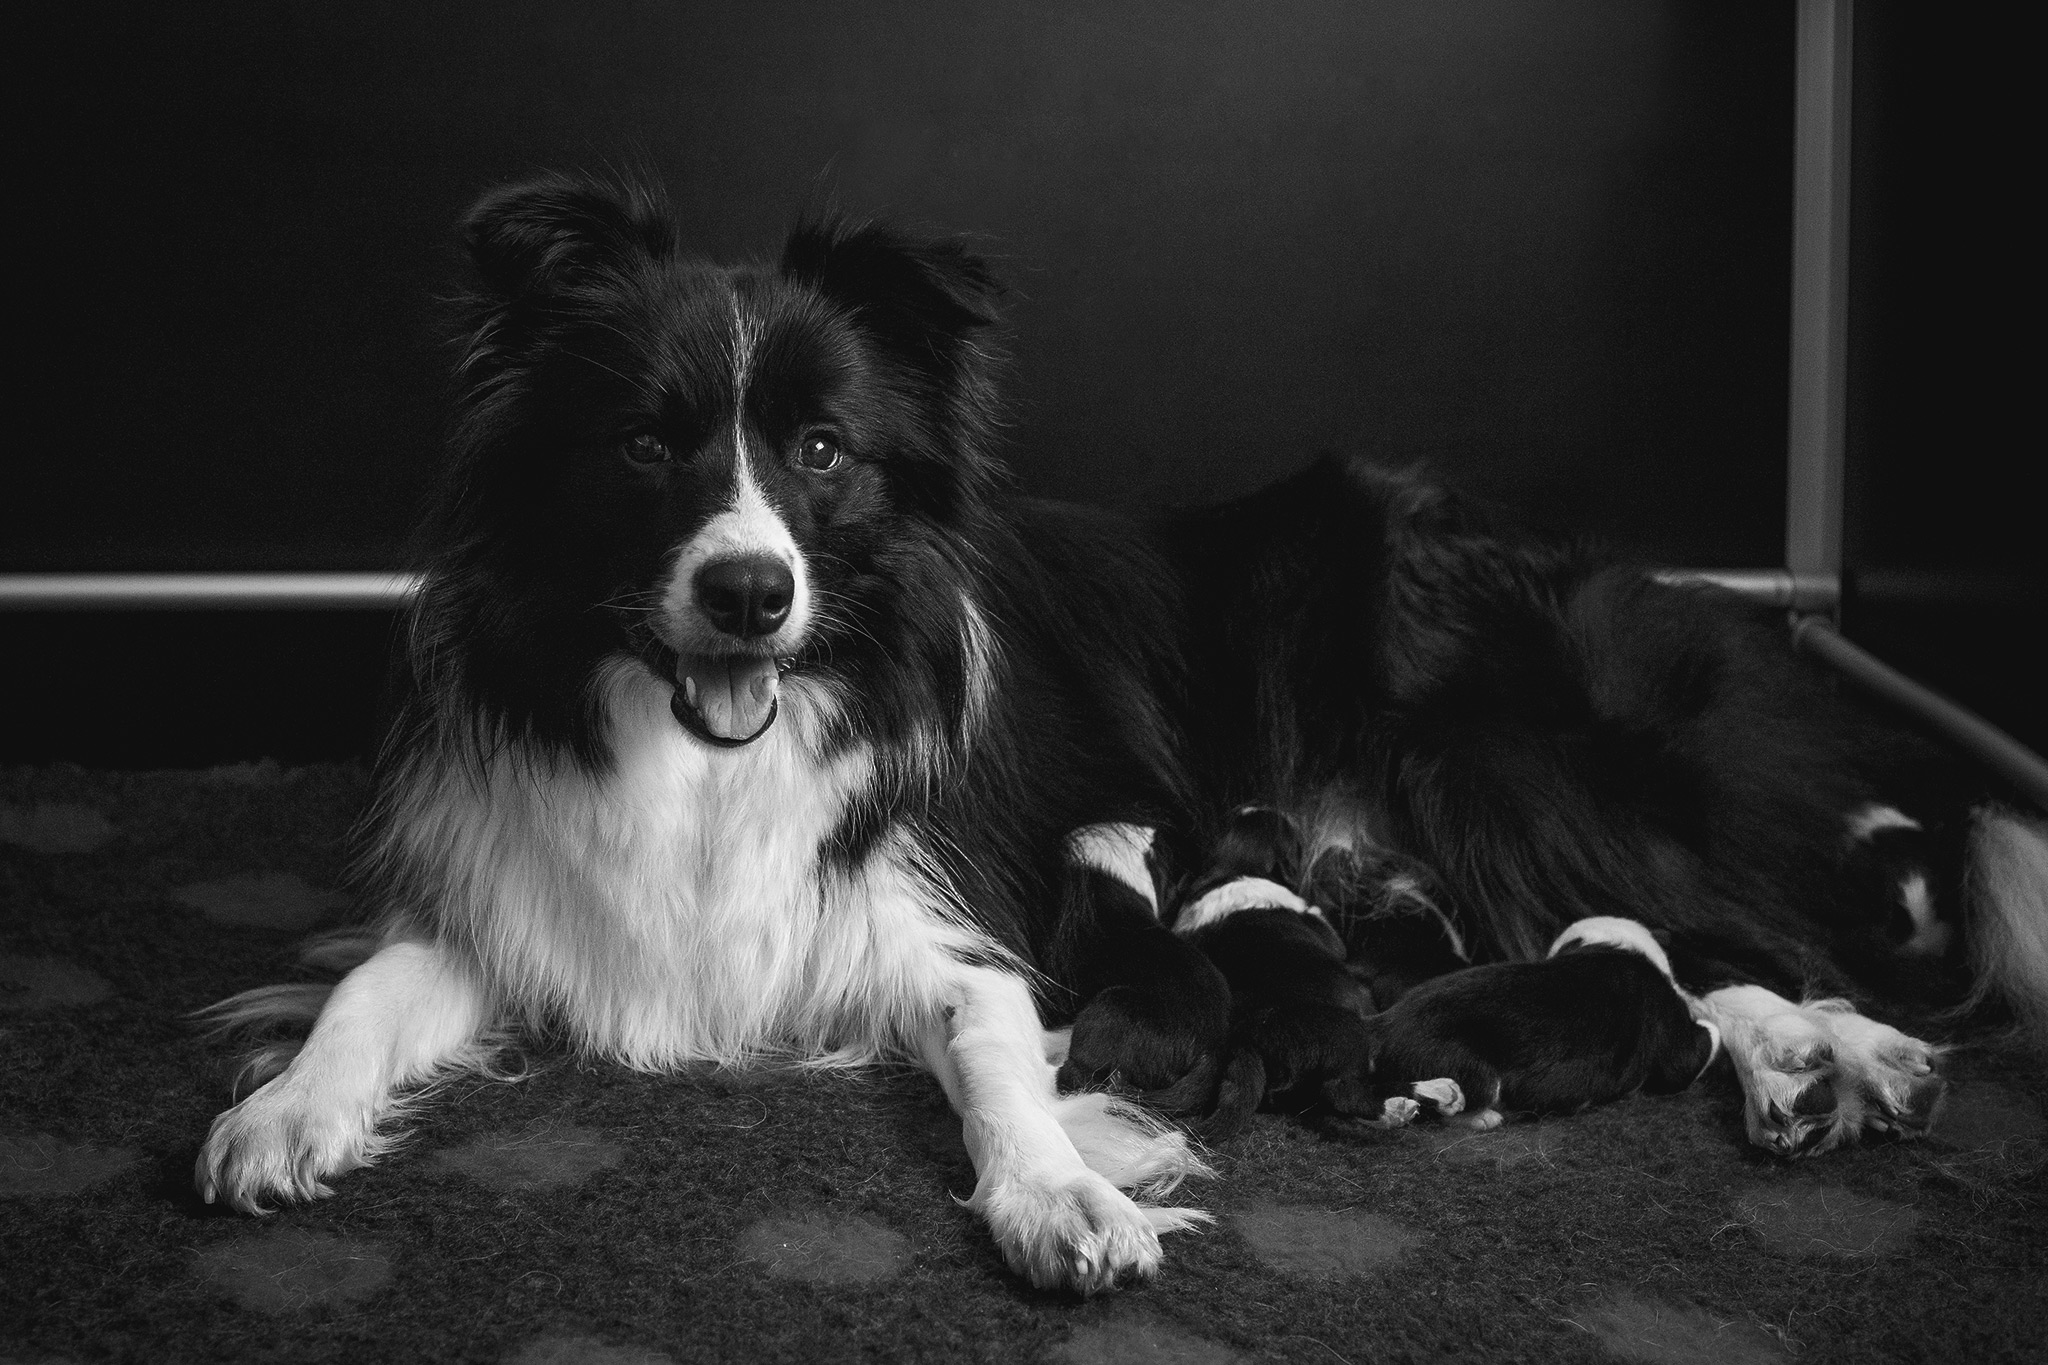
[
  {"left": 797, "top": 434, "right": 843, "bottom": 472},
  {"left": 621, "top": 434, "right": 672, "bottom": 466}
]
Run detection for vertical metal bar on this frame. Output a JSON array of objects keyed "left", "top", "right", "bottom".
[{"left": 1786, "top": 0, "right": 1854, "bottom": 587}]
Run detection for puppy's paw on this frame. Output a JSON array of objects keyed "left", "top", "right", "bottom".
[
  {"left": 1378, "top": 1095, "right": 1422, "bottom": 1127},
  {"left": 974, "top": 1168, "right": 1185, "bottom": 1294},
  {"left": 1411, "top": 1077, "right": 1465, "bottom": 1116},
  {"left": 194, "top": 1076, "right": 381, "bottom": 1214}
]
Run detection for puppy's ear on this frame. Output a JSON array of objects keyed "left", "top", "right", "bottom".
[
  {"left": 461, "top": 175, "right": 675, "bottom": 300},
  {"left": 780, "top": 220, "right": 1001, "bottom": 367}
]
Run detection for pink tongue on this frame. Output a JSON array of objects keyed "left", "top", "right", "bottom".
[{"left": 678, "top": 655, "right": 781, "bottom": 740}]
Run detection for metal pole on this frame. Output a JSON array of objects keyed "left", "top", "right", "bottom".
[
  {"left": 1793, "top": 615, "right": 2048, "bottom": 812},
  {"left": 0, "top": 572, "right": 422, "bottom": 611},
  {"left": 1786, "top": 0, "right": 1854, "bottom": 597}
]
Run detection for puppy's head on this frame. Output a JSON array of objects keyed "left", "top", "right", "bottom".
[
  {"left": 435, "top": 176, "right": 1004, "bottom": 750},
  {"left": 1548, "top": 916, "right": 1674, "bottom": 980}
]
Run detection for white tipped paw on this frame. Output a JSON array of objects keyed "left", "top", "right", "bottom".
[
  {"left": 1412, "top": 1077, "right": 1465, "bottom": 1116},
  {"left": 194, "top": 1077, "right": 377, "bottom": 1214},
  {"left": 1828, "top": 1011, "right": 1947, "bottom": 1139},
  {"left": 1378, "top": 1096, "right": 1422, "bottom": 1128},
  {"left": 1705, "top": 986, "right": 1946, "bottom": 1158},
  {"left": 975, "top": 1168, "right": 1171, "bottom": 1294}
]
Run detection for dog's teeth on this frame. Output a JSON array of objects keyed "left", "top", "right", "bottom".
[{"left": 684, "top": 676, "right": 698, "bottom": 706}]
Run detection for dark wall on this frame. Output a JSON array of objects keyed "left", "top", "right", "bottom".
[
  {"left": 17, "top": 0, "right": 1795, "bottom": 576},
  {"left": 1841, "top": 8, "right": 2041, "bottom": 754},
  {"left": 15, "top": 3, "right": 2025, "bottom": 765}
]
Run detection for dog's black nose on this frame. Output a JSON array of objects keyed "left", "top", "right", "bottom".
[{"left": 695, "top": 555, "right": 795, "bottom": 638}]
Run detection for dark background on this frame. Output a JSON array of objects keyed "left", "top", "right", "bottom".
[{"left": 8, "top": 1, "right": 2036, "bottom": 764}]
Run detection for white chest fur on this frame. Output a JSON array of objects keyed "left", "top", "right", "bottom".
[{"left": 389, "top": 661, "right": 989, "bottom": 1069}]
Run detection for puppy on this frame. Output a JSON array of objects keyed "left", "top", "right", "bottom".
[{"left": 1331, "top": 917, "right": 1721, "bottom": 1129}]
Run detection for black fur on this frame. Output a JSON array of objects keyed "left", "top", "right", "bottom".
[
  {"left": 391, "top": 173, "right": 1990, "bottom": 1131},
  {"left": 1332, "top": 943, "right": 1718, "bottom": 1123}
]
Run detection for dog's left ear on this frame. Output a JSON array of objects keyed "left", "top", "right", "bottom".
[
  {"left": 461, "top": 174, "right": 676, "bottom": 304},
  {"left": 780, "top": 220, "right": 1001, "bottom": 375}
]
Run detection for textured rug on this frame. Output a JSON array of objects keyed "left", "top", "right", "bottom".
[{"left": 4, "top": 764, "right": 2045, "bottom": 1365}]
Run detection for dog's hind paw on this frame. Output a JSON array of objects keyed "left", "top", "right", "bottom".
[
  {"left": 1700, "top": 986, "right": 1946, "bottom": 1157},
  {"left": 194, "top": 1076, "right": 382, "bottom": 1214},
  {"left": 1826, "top": 1008, "right": 1947, "bottom": 1140},
  {"left": 1052, "top": 1091, "right": 1213, "bottom": 1198},
  {"left": 1701, "top": 986, "right": 1847, "bottom": 1156},
  {"left": 974, "top": 1168, "right": 1196, "bottom": 1295}
]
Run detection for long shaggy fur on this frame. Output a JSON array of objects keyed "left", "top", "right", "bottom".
[
  {"left": 1965, "top": 809, "right": 2048, "bottom": 1041},
  {"left": 195, "top": 173, "right": 2045, "bottom": 1290}
]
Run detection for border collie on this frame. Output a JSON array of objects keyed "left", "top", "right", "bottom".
[{"left": 196, "top": 175, "right": 2048, "bottom": 1293}]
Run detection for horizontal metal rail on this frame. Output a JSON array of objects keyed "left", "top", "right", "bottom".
[
  {"left": 1793, "top": 615, "right": 2048, "bottom": 812},
  {"left": 1651, "top": 568, "right": 1841, "bottom": 612},
  {"left": 0, "top": 572, "right": 423, "bottom": 610},
  {"left": 1, "top": 569, "right": 2037, "bottom": 807},
  {"left": 3, "top": 568, "right": 1839, "bottom": 612}
]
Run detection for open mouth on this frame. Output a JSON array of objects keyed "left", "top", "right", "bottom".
[{"left": 666, "top": 650, "right": 794, "bottom": 747}]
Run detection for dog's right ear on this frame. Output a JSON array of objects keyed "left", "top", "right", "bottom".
[{"left": 461, "top": 175, "right": 675, "bottom": 301}]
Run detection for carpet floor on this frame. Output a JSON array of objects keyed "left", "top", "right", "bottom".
[{"left": 4, "top": 763, "right": 2044, "bottom": 1365}]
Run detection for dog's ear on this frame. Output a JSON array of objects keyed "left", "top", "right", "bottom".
[
  {"left": 461, "top": 175, "right": 675, "bottom": 301},
  {"left": 780, "top": 220, "right": 1001, "bottom": 368}
]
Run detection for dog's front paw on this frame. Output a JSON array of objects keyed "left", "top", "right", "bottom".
[
  {"left": 194, "top": 1077, "right": 380, "bottom": 1214},
  {"left": 975, "top": 1168, "right": 1179, "bottom": 1294}
]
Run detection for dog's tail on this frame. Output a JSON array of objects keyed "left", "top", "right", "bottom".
[{"left": 1965, "top": 807, "right": 2048, "bottom": 1044}]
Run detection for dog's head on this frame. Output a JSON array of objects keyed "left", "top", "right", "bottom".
[{"left": 429, "top": 176, "right": 1004, "bottom": 752}]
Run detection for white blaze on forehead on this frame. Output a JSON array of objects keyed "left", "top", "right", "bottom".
[
  {"left": 728, "top": 285, "right": 760, "bottom": 398},
  {"left": 1549, "top": 915, "right": 1673, "bottom": 980},
  {"left": 654, "top": 289, "right": 810, "bottom": 654},
  {"left": 1063, "top": 823, "right": 1157, "bottom": 912},
  {"left": 1173, "top": 877, "right": 1326, "bottom": 935}
]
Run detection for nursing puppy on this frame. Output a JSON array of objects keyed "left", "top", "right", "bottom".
[
  {"left": 1163, "top": 807, "right": 1375, "bottom": 1135},
  {"left": 1333, "top": 917, "right": 1722, "bottom": 1130}
]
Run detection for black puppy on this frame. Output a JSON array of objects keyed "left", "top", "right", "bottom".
[
  {"left": 1053, "top": 822, "right": 1233, "bottom": 1101},
  {"left": 1330, "top": 916, "right": 1722, "bottom": 1128},
  {"left": 1163, "top": 807, "right": 1391, "bottom": 1135}
]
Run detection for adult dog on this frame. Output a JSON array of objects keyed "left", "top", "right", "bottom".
[{"left": 196, "top": 175, "right": 2048, "bottom": 1292}]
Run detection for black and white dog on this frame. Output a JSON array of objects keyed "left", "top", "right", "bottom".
[{"left": 197, "top": 176, "right": 2048, "bottom": 1293}]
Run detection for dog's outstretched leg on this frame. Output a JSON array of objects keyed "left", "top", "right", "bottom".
[
  {"left": 196, "top": 936, "right": 493, "bottom": 1213},
  {"left": 921, "top": 965, "right": 1210, "bottom": 1295},
  {"left": 1697, "top": 984, "right": 1943, "bottom": 1156}
]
